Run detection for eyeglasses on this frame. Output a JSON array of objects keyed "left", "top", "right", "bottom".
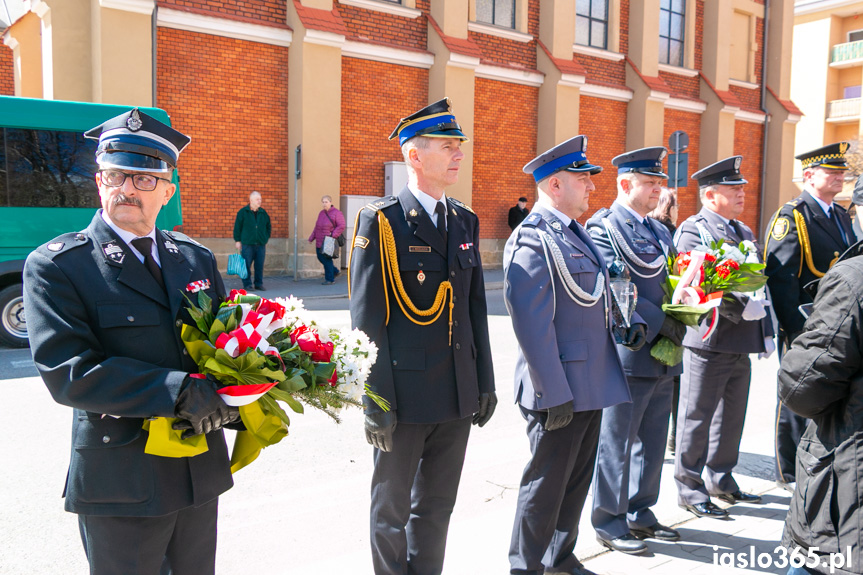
[{"left": 99, "top": 170, "right": 171, "bottom": 192}]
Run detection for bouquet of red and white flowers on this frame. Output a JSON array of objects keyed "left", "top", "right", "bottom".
[
  {"left": 145, "top": 289, "right": 384, "bottom": 472},
  {"left": 650, "top": 240, "right": 768, "bottom": 366}
]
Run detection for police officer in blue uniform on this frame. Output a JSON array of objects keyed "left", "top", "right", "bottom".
[
  {"left": 505, "top": 136, "right": 636, "bottom": 575},
  {"left": 763, "top": 143, "right": 855, "bottom": 490},
  {"left": 673, "top": 156, "right": 774, "bottom": 519},
  {"left": 348, "top": 98, "right": 496, "bottom": 575},
  {"left": 586, "top": 147, "right": 685, "bottom": 554},
  {"left": 23, "top": 109, "right": 239, "bottom": 574}
]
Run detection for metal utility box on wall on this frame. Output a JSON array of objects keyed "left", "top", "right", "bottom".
[
  {"left": 340, "top": 195, "right": 380, "bottom": 269},
  {"left": 385, "top": 161, "right": 408, "bottom": 196}
]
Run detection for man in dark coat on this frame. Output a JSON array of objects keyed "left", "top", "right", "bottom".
[
  {"left": 778, "top": 244, "right": 863, "bottom": 575},
  {"left": 23, "top": 109, "right": 238, "bottom": 574},
  {"left": 233, "top": 190, "right": 271, "bottom": 290},
  {"left": 674, "top": 156, "right": 774, "bottom": 519},
  {"left": 764, "top": 142, "right": 855, "bottom": 490},
  {"left": 348, "top": 98, "right": 496, "bottom": 575},
  {"left": 508, "top": 196, "right": 529, "bottom": 231},
  {"left": 587, "top": 147, "right": 685, "bottom": 554},
  {"left": 505, "top": 135, "right": 637, "bottom": 575}
]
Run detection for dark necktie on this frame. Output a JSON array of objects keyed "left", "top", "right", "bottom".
[
  {"left": 643, "top": 218, "right": 662, "bottom": 245},
  {"left": 435, "top": 202, "right": 447, "bottom": 245},
  {"left": 728, "top": 219, "right": 742, "bottom": 240},
  {"left": 130, "top": 237, "right": 165, "bottom": 290},
  {"left": 830, "top": 208, "right": 849, "bottom": 247}
]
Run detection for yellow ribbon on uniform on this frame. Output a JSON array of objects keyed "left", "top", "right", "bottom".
[
  {"left": 143, "top": 417, "right": 209, "bottom": 458},
  {"left": 229, "top": 402, "right": 289, "bottom": 474}
]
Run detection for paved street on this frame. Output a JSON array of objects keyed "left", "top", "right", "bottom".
[{"left": 1, "top": 271, "right": 792, "bottom": 574}]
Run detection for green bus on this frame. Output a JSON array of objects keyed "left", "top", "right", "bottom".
[{"left": 0, "top": 96, "right": 183, "bottom": 347}]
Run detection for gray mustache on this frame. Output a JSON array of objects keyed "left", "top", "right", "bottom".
[{"left": 113, "top": 194, "right": 142, "bottom": 208}]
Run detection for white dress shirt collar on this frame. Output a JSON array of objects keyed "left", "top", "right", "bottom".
[
  {"left": 805, "top": 189, "right": 833, "bottom": 217},
  {"left": 408, "top": 183, "right": 447, "bottom": 228},
  {"left": 100, "top": 210, "right": 160, "bottom": 265}
]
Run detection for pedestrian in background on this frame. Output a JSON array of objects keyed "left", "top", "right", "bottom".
[
  {"left": 233, "top": 191, "right": 271, "bottom": 290},
  {"left": 508, "top": 196, "right": 529, "bottom": 231},
  {"left": 309, "top": 195, "right": 346, "bottom": 285}
]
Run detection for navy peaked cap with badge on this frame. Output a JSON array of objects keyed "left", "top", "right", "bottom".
[
  {"left": 612, "top": 146, "right": 668, "bottom": 178},
  {"left": 523, "top": 135, "right": 602, "bottom": 183},
  {"left": 796, "top": 142, "right": 850, "bottom": 170},
  {"left": 84, "top": 108, "right": 191, "bottom": 174},
  {"left": 691, "top": 156, "right": 748, "bottom": 187},
  {"left": 389, "top": 98, "right": 469, "bottom": 145}
]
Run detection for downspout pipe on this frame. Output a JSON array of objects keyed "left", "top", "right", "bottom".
[
  {"left": 152, "top": 4, "right": 158, "bottom": 107},
  {"left": 758, "top": 0, "right": 770, "bottom": 236}
]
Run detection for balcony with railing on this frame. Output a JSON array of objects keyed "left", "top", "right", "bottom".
[
  {"left": 827, "top": 97, "right": 861, "bottom": 122},
  {"left": 832, "top": 40, "right": 863, "bottom": 67}
]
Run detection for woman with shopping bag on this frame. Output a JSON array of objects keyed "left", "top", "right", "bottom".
[{"left": 308, "top": 195, "right": 346, "bottom": 285}]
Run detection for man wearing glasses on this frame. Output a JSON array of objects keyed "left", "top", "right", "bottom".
[{"left": 23, "top": 109, "right": 238, "bottom": 574}]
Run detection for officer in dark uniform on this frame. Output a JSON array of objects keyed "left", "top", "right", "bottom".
[
  {"left": 587, "top": 147, "right": 685, "bottom": 554},
  {"left": 348, "top": 98, "right": 496, "bottom": 575},
  {"left": 505, "top": 136, "right": 636, "bottom": 575},
  {"left": 674, "top": 156, "right": 774, "bottom": 519},
  {"left": 23, "top": 109, "right": 238, "bottom": 575},
  {"left": 764, "top": 142, "right": 855, "bottom": 490}
]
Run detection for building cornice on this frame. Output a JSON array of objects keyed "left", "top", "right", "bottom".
[
  {"left": 572, "top": 44, "right": 624, "bottom": 62},
  {"left": 303, "top": 28, "right": 345, "bottom": 47},
  {"left": 342, "top": 40, "right": 434, "bottom": 68},
  {"left": 475, "top": 64, "right": 543, "bottom": 86},
  {"left": 157, "top": 8, "right": 293, "bottom": 46},
  {"left": 468, "top": 21, "right": 532, "bottom": 43},
  {"left": 580, "top": 82, "right": 633, "bottom": 102},
  {"left": 99, "top": 0, "right": 154, "bottom": 15},
  {"left": 735, "top": 109, "right": 767, "bottom": 123},
  {"left": 729, "top": 78, "right": 759, "bottom": 90},
  {"left": 795, "top": 0, "right": 862, "bottom": 16},
  {"left": 665, "top": 97, "right": 707, "bottom": 113},
  {"left": 339, "top": 0, "right": 421, "bottom": 19},
  {"left": 658, "top": 63, "right": 699, "bottom": 77}
]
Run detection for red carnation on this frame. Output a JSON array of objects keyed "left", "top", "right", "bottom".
[
  {"left": 227, "top": 289, "right": 247, "bottom": 302},
  {"left": 290, "top": 325, "right": 335, "bottom": 363},
  {"left": 257, "top": 298, "right": 286, "bottom": 321},
  {"left": 703, "top": 253, "right": 717, "bottom": 263}
]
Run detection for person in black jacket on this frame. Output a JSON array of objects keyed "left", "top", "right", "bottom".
[
  {"left": 778, "top": 245, "right": 863, "bottom": 575},
  {"left": 508, "top": 196, "right": 529, "bottom": 231},
  {"left": 233, "top": 191, "right": 271, "bottom": 290},
  {"left": 23, "top": 109, "right": 238, "bottom": 574}
]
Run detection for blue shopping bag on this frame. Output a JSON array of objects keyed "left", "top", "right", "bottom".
[{"left": 227, "top": 252, "right": 248, "bottom": 280}]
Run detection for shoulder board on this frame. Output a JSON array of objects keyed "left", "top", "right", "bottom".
[
  {"left": 41, "top": 231, "right": 90, "bottom": 257},
  {"left": 364, "top": 196, "right": 398, "bottom": 212},
  {"left": 164, "top": 230, "right": 206, "bottom": 248},
  {"left": 448, "top": 197, "right": 475, "bottom": 214},
  {"left": 783, "top": 199, "right": 801, "bottom": 211},
  {"left": 586, "top": 208, "right": 611, "bottom": 226},
  {"left": 522, "top": 212, "right": 542, "bottom": 227}
]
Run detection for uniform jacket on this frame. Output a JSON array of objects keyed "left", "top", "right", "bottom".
[
  {"left": 348, "top": 186, "right": 494, "bottom": 424},
  {"left": 233, "top": 205, "right": 271, "bottom": 246},
  {"left": 503, "top": 205, "right": 631, "bottom": 413},
  {"left": 587, "top": 201, "right": 683, "bottom": 379},
  {"left": 23, "top": 211, "right": 233, "bottom": 517},
  {"left": 779, "top": 256, "right": 863, "bottom": 574},
  {"left": 765, "top": 190, "right": 853, "bottom": 343},
  {"left": 674, "top": 207, "right": 773, "bottom": 354}
]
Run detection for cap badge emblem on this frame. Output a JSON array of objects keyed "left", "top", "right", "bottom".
[
  {"left": 126, "top": 109, "right": 143, "bottom": 132},
  {"left": 734, "top": 157, "right": 742, "bottom": 170},
  {"left": 841, "top": 142, "right": 850, "bottom": 154}
]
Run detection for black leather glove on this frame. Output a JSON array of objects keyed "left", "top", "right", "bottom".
[
  {"left": 365, "top": 411, "right": 397, "bottom": 452},
  {"left": 659, "top": 315, "right": 686, "bottom": 347},
  {"left": 623, "top": 323, "right": 647, "bottom": 351},
  {"left": 473, "top": 391, "right": 498, "bottom": 427},
  {"left": 544, "top": 402, "right": 573, "bottom": 431},
  {"left": 173, "top": 374, "right": 241, "bottom": 439}
]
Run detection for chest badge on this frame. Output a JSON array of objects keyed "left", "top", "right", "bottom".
[
  {"left": 417, "top": 270, "right": 426, "bottom": 286},
  {"left": 551, "top": 221, "right": 562, "bottom": 231},
  {"left": 771, "top": 217, "right": 790, "bottom": 241},
  {"left": 409, "top": 209, "right": 418, "bottom": 217},
  {"left": 716, "top": 223, "right": 725, "bottom": 231},
  {"left": 164, "top": 239, "right": 180, "bottom": 254},
  {"left": 101, "top": 240, "right": 125, "bottom": 264}
]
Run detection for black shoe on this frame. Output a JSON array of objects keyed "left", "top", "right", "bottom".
[
  {"left": 630, "top": 522, "right": 680, "bottom": 541},
  {"left": 717, "top": 490, "right": 762, "bottom": 505},
  {"left": 681, "top": 501, "right": 729, "bottom": 519},
  {"left": 596, "top": 533, "right": 647, "bottom": 555},
  {"left": 334, "top": 269, "right": 341, "bottom": 277},
  {"left": 254, "top": 285, "right": 265, "bottom": 291},
  {"left": 321, "top": 281, "right": 334, "bottom": 285}
]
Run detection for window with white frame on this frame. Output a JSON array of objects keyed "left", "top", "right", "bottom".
[
  {"left": 659, "top": 0, "right": 685, "bottom": 67},
  {"left": 476, "top": 0, "right": 515, "bottom": 29},
  {"left": 575, "top": 0, "right": 608, "bottom": 50}
]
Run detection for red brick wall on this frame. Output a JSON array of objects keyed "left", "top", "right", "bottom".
[
  {"left": 577, "top": 54, "right": 626, "bottom": 87},
  {"left": 468, "top": 0, "right": 539, "bottom": 70},
  {"left": 734, "top": 120, "right": 765, "bottom": 237},
  {"left": 0, "top": 45, "right": 14, "bottom": 96},
  {"left": 156, "top": 28, "right": 289, "bottom": 238},
  {"left": 663, "top": 109, "right": 701, "bottom": 223},
  {"left": 472, "top": 78, "right": 537, "bottom": 238},
  {"left": 340, "top": 57, "right": 428, "bottom": 197},
  {"left": 660, "top": 73, "right": 699, "bottom": 99},
  {"left": 156, "top": 0, "right": 286, "bottom": 26},
  {"left": 578, "top": 96, "right": 628, "bottom": 223},
  {"left": 337, "top": 0, "right": 428, "bottom": 50}
]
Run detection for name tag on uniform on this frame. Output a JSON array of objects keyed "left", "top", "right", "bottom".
[
  {"left": 409, "top": 246, "right": 431, "bottom": 253},
  {"left": 570, "top": 253, "right": 584, "bottom": 258}
]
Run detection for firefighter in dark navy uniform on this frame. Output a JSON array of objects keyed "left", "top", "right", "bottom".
[
  {"left": 764, "top": 142, "right": 856, "bottom": 491},
  {"left": 23, "top": 109, "right": 238, "bottom": 575},
  {"left": 348, "top": 98, "right": 496, "bottom": 575}
]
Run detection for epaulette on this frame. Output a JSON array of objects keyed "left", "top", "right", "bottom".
[
  {"left": 364, "top": 196, "right": 398, "bottom": 212},
  {"left": 522, "top": 212, "right": 542, "bottom": 227},
  {"left": 41, "top": 231, "right": 90, "bottom": 258},
  {"left": 164, "top": 230, "right": 205, "bottom": 249},
  {"left": 785, "top": 199, "right": 801, "bottom": 212},
  {"left": 448, "top": 197, "right": 475, "bottom": 214},
  {"left": 586, "top": 207, "right": 611, "bottom": 225}
]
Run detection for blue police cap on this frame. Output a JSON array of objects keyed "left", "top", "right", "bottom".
[
  {"left": 691, "top": 156, "right": 748, "bottom": 187},
  {"left": 796, "top": 142, "right": 850, "bottom": 170},
  {"left": 389, "top": 98, "right": 469, "bottom": 146},
  {"left": 84, "top": 108, "right": 191, "bottom": 174},
  {"left": 523, "top": 135, "right": 602, "bottom": 183},
  {"left": 612, "top": 146, "right": 668, "bottom": 178}
]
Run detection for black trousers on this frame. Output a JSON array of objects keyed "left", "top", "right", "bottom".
[
  {"left": 78, "top": 498, "right": 218, "bottom": 575},
  {"left": 370, "top": 417, "right": 472, "bottom": 575},
  {"left": 509, "top": 408, "right": 601, "bottom": 575},
  {"left": 775, "top": 338, "right": 809, "bottom": 484}
]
